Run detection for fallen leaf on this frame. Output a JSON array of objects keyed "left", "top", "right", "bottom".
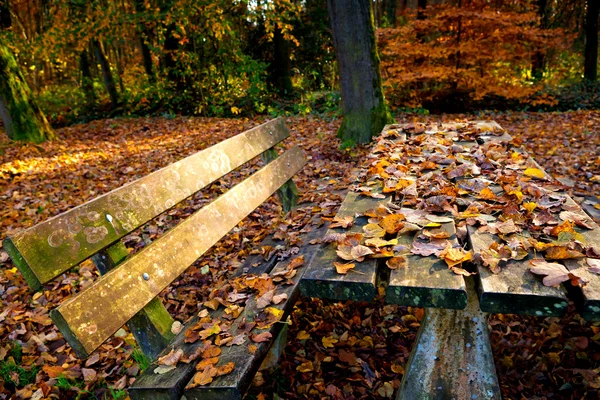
[
  {"left": 386, "top": 256, "right": 407, "bottom": 270},
  {"left": 251, "top": 332, "right": 273, "bottom": 343},
  {"left": 334, "top": 261, "right": 355, "bottom": 274},
  {"left": 158, "top": 348, "right": 184, "bottom": 367}
]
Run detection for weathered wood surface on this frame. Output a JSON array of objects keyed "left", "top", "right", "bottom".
[
  {"left": 4, "top": 118, "right": 290, "bottom": 291},
  {"left": 50, "top": 146, "right": 307, "bottom": 358},
  {"left": 397, "top": 278, "right": 501, "bottom": 400},
  {"left": 468, "top": 226, "right": 569, "bottom": 317},
  {"left": 386, "top": 221, "right": 468, "bottom": 310},
  {"left": 92, "top": 242, "right": 175, "bottom": 359},
  {"left": 300, "top": 191, "right": 384, "bottom": 302},
  {"left": 582, "top": 196, "right": 600, "bottom": 222},
  {"left": 129, "top": 222, "right": 327, "bottom": 400}
]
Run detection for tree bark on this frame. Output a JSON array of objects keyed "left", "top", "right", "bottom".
[
  {"left": 0, "top": 0, "right": 10, "bottom": 30},
  {"left": 584, "top": 0, "right": 599, "bottom": 81},
  {"left": 532, "top": 0, "right": 549, "bottom": 81},
  {"left": 272, "top": 27, "right": 293, "bottom": 97},
  {"left": 327, "top": 0, "right": 393, "bottom": 145},
  {"left": 133, "top": 0, "right": 155, "bottom": 82},
  {"left": 92, "top": 39, "right": 119, "bottom": 108},
  {"left": 0, "top": 39, "right": 55, "bottom": 142},
  {"left": 79, "top": 49, "right": 95, "bottom": 105}
]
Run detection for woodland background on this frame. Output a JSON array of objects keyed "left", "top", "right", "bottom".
[
  {"left": 0, "top": 0, "right": 599, "bottom": 127},
  {"left": 1, "top": 0, "right": 600, "bottom": 399}
]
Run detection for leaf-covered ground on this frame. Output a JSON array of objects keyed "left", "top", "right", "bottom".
[{"left": 1, "top": 111, "right": 599, "bottom": 399}]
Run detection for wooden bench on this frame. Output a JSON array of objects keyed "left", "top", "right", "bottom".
[
  {"left": 301, "top": 120, "right": 600, "bottom": 399},
  {"left": 4, "top": 118, "right": 323, "bottom": 399}
]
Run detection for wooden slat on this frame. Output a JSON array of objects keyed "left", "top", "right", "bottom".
[
  {"left": 397, "top": 278, "right": 501, "bottom": 400},
  {"left": 300, "top": 192, "right": 383, "bottom": 302},
  {"left": 49, "top": 146, "right": 307, "bottom": 358},
  {"left": 386, "top": 220, "right": 468, "bottom": 310},
  {"left": 3, "top": 118, "right": 290, "bottom": 290},
  {"left": 468, "top": 226, "right": 569, "bottom": 317},
  {"left": 92, "top": 242, "right": 175, "bottom": 359},
  {"left": 128, "top": 222, "right": 327, "bottom": 400}
]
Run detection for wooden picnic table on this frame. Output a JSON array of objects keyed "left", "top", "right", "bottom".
[{"left": 300, "top": 120, "right": 600, "bottom": 399}]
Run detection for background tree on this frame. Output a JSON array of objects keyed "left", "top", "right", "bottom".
[
  {"left": 584, "top": 0, "right": 599, "bottom": 81},
  {"left": 327, "top": 0, "right": 393, "bottom": 145},
  {"left": 0, "top": 0, "right": 54, "bottom": 142},
  {"left": 0, "top": 39, "right": 55, "bottom": 142}
]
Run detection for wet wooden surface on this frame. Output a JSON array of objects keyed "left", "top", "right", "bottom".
[
  {"left": 397, "top": 278, "right": 501, "bottom": 400},
  {"left": 4, "top": 118, "right": 290, "bottom": 290},
  {"left": 468, "top": 226, "right": 569, "bottom": 317},
  {"left": 50, "top": 147, "right": 307, "bottom": 358},
  {"left": 300, "top": 191, "right": 384, "bottom": 302},
  {"left": 386, "top": 221, "right": 468, "bottom": 310}
]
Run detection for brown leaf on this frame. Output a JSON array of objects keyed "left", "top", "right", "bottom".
[
  {"left": 158, "top": 348, "right": 184, "bottom": 367},
  {"left": 334, "top": 261, "right": 355, "bottom": 274},
  {"left": 251, "top": 332, "right": 273, "bottom": 343},
  {"left": 386, "top": 256, "right": 407, "bottom": 270}
]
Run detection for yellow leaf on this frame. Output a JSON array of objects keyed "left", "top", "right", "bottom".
[
  {"left": 363, "top": 223, "right": 386, "bottom": 238},
  {"left": 322, "top": 336, "right": 338, "bottom": 348},
  {"left": 524, "top": 168, "right": 545, "bottom": 179},
  {"left": 230, "top": 106, "right": 241, "bottom": 115},
  {"left": 523, "top": 202, "right": 537, "bottom": 213},
  {"left": 296, "top": 361, "right": 314, "bottom": 372},
  {"left": 334, "top": 261, "right": 355, "bottom": 274},
  {"left": 296, "top": 330, "right": 311, "bottom": 340}
]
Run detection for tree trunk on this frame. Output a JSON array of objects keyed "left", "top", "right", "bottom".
[
  {"left": 272, "top": 27, "right": 293, "bottom": 97},
  {"left": 417, "top": 0, "right": 427, "bottom": 20},
  {"left": 92, "top": 39, "right": 119, "bottom": 108},
  {"left": 584, "top": 0, "right": 599, "bottom": 81},
  {"left": 327, "top": 0, "right": 393, "bottom": 145},
  {"left": 79, "top": 49, "right": 95, "bottom": 105},
  {"left": 0, "top": 40, "right": 55, "bottom": 142},
  {"left": 386, "top": 0, "right": 397, "bottom": 27},
  {"left": 531, "top": 0, "right": 549, "bottom": 81},
  {"left": 0, "top": 0, "right": 10, "bottom": 30},
  {"left": 133, "top": 0, "right": 155, "bottom": 82}
]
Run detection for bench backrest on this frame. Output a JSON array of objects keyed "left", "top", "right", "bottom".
[
  {"left": 4, "top": 118, "right": 307, "bottom": 358},
  {"left": 3, "top": 118, "right": 290, "bottom": 291}
]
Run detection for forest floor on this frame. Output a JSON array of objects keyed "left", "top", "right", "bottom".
[{"left": 1, "top": 111, "right": 600, "bottom": 399}]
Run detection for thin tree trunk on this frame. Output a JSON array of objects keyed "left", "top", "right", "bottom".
[
  {"left": 584, "top": 0, "right": 599, "bottom": 81},
  {"left": 0, "top": 40, "right": 55, "bottom": 142},
  {"left": 79, "top": 49, "right": 95, "bottom": 105},
  {"left": 327, "top": 0, "right": 393, "bottom": 145},
  {"left": 0, "top": 0, "right": 10, "bottom": 31},
  {"left": 272, "top": 27, "right": 293, "bottom": 97},
  {"left": 386, "top": 0, "right": 397, "bottom": 27},
  {"left": 532, "top": 0, "right": 549, "bottom": 81},
  {"left": 92, "top": 39, "right": 119, "bottom": 108},
  {"left": 133, "top": 0, "right": 155, "bottom": 82}
]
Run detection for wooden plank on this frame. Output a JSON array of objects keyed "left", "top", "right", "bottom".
[
  {"left": 4, "top": 118, "right": 290, "bottom": 290},
  {"left": 468, "top": 226, "right": 569, "bottom": 317},
  {"left": 128, "top": 222, "right": 327, "bottom": 400},
  {"left": 397, "top": 278, "right": 501, "bottom": 400},
  {"left": 386, "top": 221, "right": 468, "bottom": 310},
  {"left": 300, "top": 191, "right": 384, "bottom": 302},
  {"left": 49, "top": 146, "right": 307, "bottom": 358},
  {"left": 92, "top": 242, "right": 175, "bottom": 359}
]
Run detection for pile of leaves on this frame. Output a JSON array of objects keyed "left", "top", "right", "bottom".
[{"left": 1, "top": 111, "right": 600, "bottom": 399}]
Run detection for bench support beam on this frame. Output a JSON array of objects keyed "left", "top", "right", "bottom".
[
  {"left": 261, "top": 148, "right": 298, "bottom": 213},
  {"left": 397, "top": 278, "right": 501, "bottom": 400},
  {"left": 92, "top": 241, "right": 175, "bottom": 358}
]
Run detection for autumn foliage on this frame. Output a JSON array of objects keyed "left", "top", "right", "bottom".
[{"left": 378, "top": 1, "right": 573, "bottom": 111}]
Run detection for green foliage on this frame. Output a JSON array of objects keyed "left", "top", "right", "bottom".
[
  {"left": 0, "top": 342, "right": 38, "bottom": 389},
  {"left": 131, "top": 347, "right": 151, "bottom": 372}
]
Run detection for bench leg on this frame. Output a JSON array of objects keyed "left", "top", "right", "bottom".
[
  {"left": 397, "top": 278, "right": 501, "bottom": 400},
  {"left": 259, "top": 324, "right": 288, "bottom": 371},
  {"left": 92, "top": 242, "right": 175, "bottom": 359}
]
